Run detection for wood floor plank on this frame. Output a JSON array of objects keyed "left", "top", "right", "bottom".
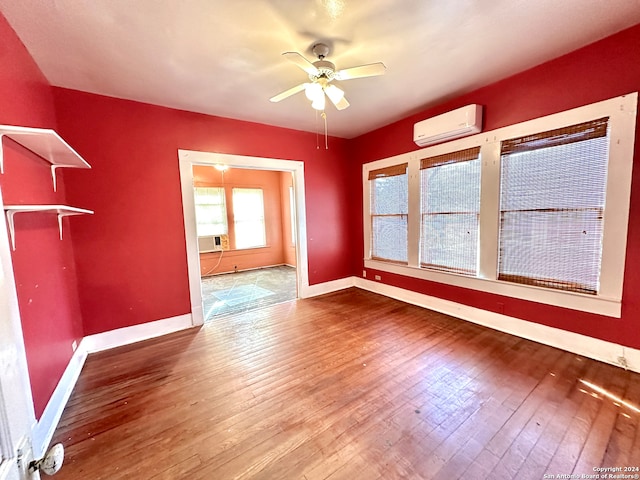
[{"left": 50, "top": 288, "right": 640, "bottom": 479}]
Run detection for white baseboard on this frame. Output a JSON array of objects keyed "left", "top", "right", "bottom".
[
  {"left": 32, "top": 343, "right": 88, "bottom": 458},
  {"left": 83, "top": 314, "right": 195, "bottom": 354},
  {"left": 32, "top": 314, "right": 195, "bottom": 457},
  {"left": 300, "top": 277, "right": 355, "bottom": 298},
  {"left": 354, "top": 277, "right": 640, "bottom": 373}
]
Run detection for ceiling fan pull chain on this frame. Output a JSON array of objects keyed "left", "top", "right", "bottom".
[
  {"left": 316, "top": 109, "right": 320, "bottom": 149},
  {"left": 322, "top": 112, "right": 328, "bottom": 149}
]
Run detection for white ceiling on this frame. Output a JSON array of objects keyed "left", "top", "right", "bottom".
[{"left": 2, "top": 0, "right": 640, "bottom": 138}]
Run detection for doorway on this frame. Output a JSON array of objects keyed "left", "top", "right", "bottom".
[
  {"left": 191, "top": 165, "right": 298, "bottom": 320},
  {"left": 178, "top": 150, "right": 310, "bottom": 326}
]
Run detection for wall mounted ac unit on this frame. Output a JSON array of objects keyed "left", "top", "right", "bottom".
[{"left": 413, "top": 104, "right": 483, "bottom": 147}]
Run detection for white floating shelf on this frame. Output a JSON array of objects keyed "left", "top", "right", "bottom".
[
  {"left": 4, "top": 205, "right": 94, "bottom": 251},
  {"left": 0, "top": 125, "right": 91, "bottom": 191}
]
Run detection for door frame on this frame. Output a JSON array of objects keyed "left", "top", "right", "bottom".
[
  {"left": 0, "top": 189, "right": 38, "bottom": 480},
  {"left": 178, "top": 150, "right": 309, "bottom": 326}
]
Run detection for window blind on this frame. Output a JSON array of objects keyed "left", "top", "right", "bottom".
[
  {"left": 498, "top": 117, "right": 609, "bottom": 294},
  {"left": 370, "top": 163, "right": 408, "bottom": 263},
  {"left": 420, "top": 147, "right": 481, "bottom": 275},
  {"left": 194, "top": 187, "right": 228, "bottom": 236}
]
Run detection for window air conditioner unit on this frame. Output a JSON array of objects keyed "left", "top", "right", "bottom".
[
  {"left": 413, "top": 104, "right": 483, "bottom": 147},
  {"left": 198, "top": 235, "right": 223, "bottom": 253}
]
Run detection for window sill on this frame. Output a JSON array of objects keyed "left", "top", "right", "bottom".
[
  {"left": 200, "top": 245, "right": 270, "bottom": 255},
  {"left": 364, "top": 259, "right": 621, "bottom": 318}
]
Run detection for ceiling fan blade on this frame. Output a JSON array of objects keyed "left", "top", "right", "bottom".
[
  {"left": 324, "top": 84, "right": 350, "bottom": 110},
  {"left": 270, "top": 83, "right": 307, "bottom": 103},
  {"left": 333, "top": 96, "right": 350, "bottom": 110},
  {"left": 335, "top": 62, "right": 386, "bottom": 80},
  {"left": 282, "top": 52, "right": 319, "bottom": 76}
]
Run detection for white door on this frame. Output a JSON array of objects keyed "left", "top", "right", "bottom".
[{"left": 0, "top": 193, "right": 39, "bottom": 480}]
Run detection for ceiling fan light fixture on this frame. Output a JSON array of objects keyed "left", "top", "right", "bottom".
[
  {"left": 311, "top": 94, "right": 326, "bottom": 111},
  {"left": 305, "top": 82, "right": 323, "bottom": 101}
]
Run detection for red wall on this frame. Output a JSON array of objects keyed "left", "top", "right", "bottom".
[
  {"left": 349, "top": 23, "right": 640, "bottom": 350},
  {"left": 0, "top": 13, "right": 84, "bottom": 418},
  {"left": 53, "top": 89, "right": 352, "bottom": 335}
]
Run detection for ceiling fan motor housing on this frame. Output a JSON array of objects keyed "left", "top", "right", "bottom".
[{"left": 310, "top": 60, "right": 336, "bottom": 82}]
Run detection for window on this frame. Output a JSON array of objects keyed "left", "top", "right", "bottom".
[
  {"left": 289, "top": 185, "right": 296, "bottom": 245},
  {"left": 194, "top": 187, "right": 227, "bottom": 236},
  {"left": 362, "top": 93, "right": 637, "bottom": 317},
  {"left": 420, "top": 147, "right": 481, "bottom": 275},
  {"left": 498, "top": 118, "right": 609, "bottom": 294},
  {"left": 369, "top": 163, "right": 408, "bottom": 263},
  {"left": 232, "top": 188, "right": 266, "bottom": 249}
]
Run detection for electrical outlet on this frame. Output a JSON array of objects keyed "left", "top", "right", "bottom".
[
  {"left": 374, "top": 275, "right": 381, "bottom": 281},
  {"left": 363, "top": 270, "right": 367, "bottom": 278}
]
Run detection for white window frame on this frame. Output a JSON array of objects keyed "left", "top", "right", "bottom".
[
  {"left": 289, "top": 185, "right": 296, "bottom": 246},
  {"left": 363, "top": 93, "right": 638, "bottom": 317}
]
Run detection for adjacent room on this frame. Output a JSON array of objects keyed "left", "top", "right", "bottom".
[
  {"left": 192, "top": 165, "right": 298, "bottom": 320},
  {"left": 1, "top": 1, "right": 640, "bottom": 479}
]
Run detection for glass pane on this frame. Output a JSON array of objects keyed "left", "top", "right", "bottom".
[
  {"left": 422, "top": 160, "right": 480, "bottom": 213},
  {"left": 194, "top": 187, "right": 227, "bottom": 236},
  {"left": 235, "top": 221, "right": 266, "bottom": 249},
  {"left": 372, "top": 215, "right": 407, "bottom": 262},
  {"left": 232, "top": 188, "right": 266, "bottom": 249},
  {"left": 194, "top": 187, "right": 225, "bottom": 205},
  {"left": 370, "top": 171, "right": 408, "bottom": 262},
  {"left": 372, "top": 175, "right": 408, "bottom": 215},
  {"left": 500, "top": 138, "right": 608, "bottom": 211},
  {"left": 499, "top": 209, "right": 603, "bottom": 293},
  {"left": 420, "top": 158, "right": 480, "bottom": 275},
  {"left": 499, "top": 131, "right": 608, "bottom": 293},
  {"left": 421, "top": 213, "right": 478, "bottom": 274}
]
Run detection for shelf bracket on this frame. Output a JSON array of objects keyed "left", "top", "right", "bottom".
[
  {"left": 5, "top": 210, "right": 17, "bottom": 251},
  {"left": 51, "top": 165, "right": 60, "bottom": 192},
  {"left": 0, "top": 125, "right": 91, "bottom": 185},
  {"left": 57, "top": 213, "right": 65, "bottom": 241},
  {"left": 3, "top": 207, "right": 92, "bottom": 251}
]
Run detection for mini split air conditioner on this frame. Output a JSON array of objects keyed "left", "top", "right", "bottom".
[{"left": 413, "top": 104, "right": 483, "bottom": 147}]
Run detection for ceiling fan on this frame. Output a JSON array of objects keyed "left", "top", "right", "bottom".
[{"left": 270, "top": 43, "right": 386, "bottom": 111}]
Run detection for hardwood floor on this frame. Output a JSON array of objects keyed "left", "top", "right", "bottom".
[{"left": 51, "top": 288, "right": 640, "bottom": 479}]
